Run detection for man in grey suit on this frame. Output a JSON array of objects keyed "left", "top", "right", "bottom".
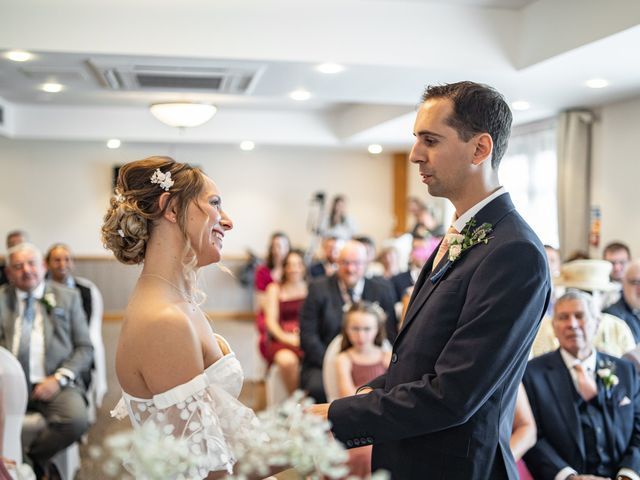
[{"left": 0, "top": 242, "right": 93, "bottom": 476}]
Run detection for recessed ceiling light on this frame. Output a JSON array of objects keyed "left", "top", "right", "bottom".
[
  {"left": 240, "top": 140, "right": 255, "bottom": 151},
  {"left": 42, "top": 83, "right": 63, "bottom": 93},
  {"left": 107, "top": 139, "right": 121, "bottom": 149},
  {"left": 290, "top": 89, "right": 311, "bottom": 101},
  {"left": 368, "top": 144, "right": 383, "bottom": 155},
  {"left": 585, "top": 78, "right": 609, "bottom": 89},
  {"left": 511, "top": 100, "right": 530, "bottom": 111},
  {"left": 316, "top": 63, "right": 344, "bottom": 74},
  {"left": 6, "top": 50, "right": 33, "bottom": 62}
]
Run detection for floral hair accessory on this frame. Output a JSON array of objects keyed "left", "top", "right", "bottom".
[
  {"left": 114, "top": 189, "right": 125, "bottom": 204},
  {"left": 150, "top": 168, "right": 174, "bottom": 191},
  {"left": 117, "top": 229, "right": 125, "bottom": 238}
]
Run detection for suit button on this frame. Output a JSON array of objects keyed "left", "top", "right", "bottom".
[
  {"left": 360, "top": 437, "right": 367, "bottom": 444},
  {"left": 354, "top": 439, "right": 360, "bottom": 446},
  {"left": 346, "top": 440, "right": 353, "bottom": 447},
  {"left": 391, "top": 353, "right": 398, "bottom": 363},
  {"left": 367, "top": 437, "right": 373, "bottom": 443}
]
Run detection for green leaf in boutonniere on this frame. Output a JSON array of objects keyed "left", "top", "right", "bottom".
[
  {"left": 447, "top": 217, "right": 494, "bottom": 262},
  {"left": 597, "top": 360, "right": 619, "bottom": 392},
  {"left": 40, "top": 292, "right": 57, "bottom": 314}
]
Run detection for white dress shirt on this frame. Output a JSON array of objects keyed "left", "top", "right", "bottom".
[{"left": 451, "top": 186, "right": 506, "bottom": 233}]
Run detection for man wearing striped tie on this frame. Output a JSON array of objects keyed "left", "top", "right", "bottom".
[
  {"left": 311, "top": 81, "right": 551, "bottom": 479},
  {"left": 523, "top": 290, "right": 640, "bottom": 480},
  {"left": 0, "top": 242, "right": 93, "bottom": 478}
]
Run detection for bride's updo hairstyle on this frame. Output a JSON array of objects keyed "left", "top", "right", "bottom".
[{"left": 102, "top": 156, "right": 206, "bottom": 265}]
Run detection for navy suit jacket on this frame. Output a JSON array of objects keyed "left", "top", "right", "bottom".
[
  {"left": 604, "top": 297, "right": 640, "bottom": 344},
  {"left": 523, "top": 350, "right": 640, "bottom": 479},
  {"left": 300, "top": 274, "right": 397, "bottom": 370},
  {"left": 328, "top": 193, "right": 550, "bottom": 480}
]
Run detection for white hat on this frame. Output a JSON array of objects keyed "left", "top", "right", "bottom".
[{"left": 554, "top": 259, "right": 618, "bottom": 292}]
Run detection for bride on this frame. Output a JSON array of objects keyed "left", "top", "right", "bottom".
[{"left": 102, "top": 156, "right": 257, "bottom": 479}]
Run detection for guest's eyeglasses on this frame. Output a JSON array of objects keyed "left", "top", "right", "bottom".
[{"left": 626, "top": 279, "right": 640, "bottom": 286}]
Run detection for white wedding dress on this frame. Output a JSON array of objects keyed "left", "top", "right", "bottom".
[{"left": 111, "top": 335, "right": 259, "bottom": 478}]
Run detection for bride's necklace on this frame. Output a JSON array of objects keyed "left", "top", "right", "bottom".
[{"left": 140, "top": 273, "right": 195, "bottom": 304}]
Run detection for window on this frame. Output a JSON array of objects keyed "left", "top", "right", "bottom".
[{"left": 501, "top": 119, "right": 558, "bottom": 246}]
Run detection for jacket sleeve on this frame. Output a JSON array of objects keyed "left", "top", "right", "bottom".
[
  {"left": 59, "top": 289, "right": 94, "bottom": 379},
  {"left": 329, "top": 240, "right": 550, "bottom": 445},
  {"left": 618, "top": 360, "right": 640, "bottom": 473},
  {"left": 300, "top": 281, "right": 328, "bottom": 368}
]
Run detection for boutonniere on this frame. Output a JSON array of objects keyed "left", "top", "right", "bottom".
[
  {"left": 448, "top": 218, "right": 493, "bottom": 262},
  {"left": 40, "top": 292, "right": 57, "bottom": 314},
  {"left": 597, "top": 360, "right": 619, "bottom": 392}
]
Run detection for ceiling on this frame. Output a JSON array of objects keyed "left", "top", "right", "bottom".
[{"left": 1, "top": 0, "right": 639, "bottom": 150}]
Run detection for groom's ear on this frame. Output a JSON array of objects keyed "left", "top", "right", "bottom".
[{"left": 159, "top": 193, "right": 178, "bottom": 223}]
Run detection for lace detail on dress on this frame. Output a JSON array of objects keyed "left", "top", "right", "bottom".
[{"left": 113, "top": 351, "right": 259, "bottom": 478}]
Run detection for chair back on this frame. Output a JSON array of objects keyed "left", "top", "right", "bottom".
[
  {"left": 322, "top": 335, "right": 344, "bottom": 403},
  {"left": 0, "top": 346, "right": 27, "bottom": 464}
]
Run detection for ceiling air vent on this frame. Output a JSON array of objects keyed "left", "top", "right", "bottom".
[{"left": 88, "top": 59, "right": 263, "bottom": 95}]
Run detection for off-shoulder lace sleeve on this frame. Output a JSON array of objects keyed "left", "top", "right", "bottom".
[{"left": 124, "top": 374, "right": 260, "bottom": 478}]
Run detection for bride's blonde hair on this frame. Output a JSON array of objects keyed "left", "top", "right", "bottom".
[{"left": 102, "top": 156, "right": 209, "bottom": 303}]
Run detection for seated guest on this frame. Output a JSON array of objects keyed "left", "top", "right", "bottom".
[
  {"left": 309, "top": 235, "right": 342, "bottom": 278},
  {"left": 602, "top": 241, "right": 631, "bottom": 308},
  {"left": 376, "top": 245, "right": 400, "bottom": 280},
  {"left": 0, "top": 243, "right": 93, "bottom": 477},
  {"left": 46, "top": 243, "right": 107, "bottom": 409},
  {"left": 390, "top": 234, "right": 434, "bottom": 303},
  {"left": 254, "top": 231, "right": 290, "bottom": 359},
  {"left": 299, "top": 241, "right": 396, "bottom": 402},
  {"left": 0, "top": 230, "right": 29, "bottom": 287},
  {"left": 531, "top": 260, "right": 636, "bottom": 358},
  {"left": 604, "top": 260, "right": 640, "bottom": 344},
  {"left": 353, "top": 235, "right": 385, "bottom": 278},
  {"left": 263, "top": 249, "right": 307, "bottom": 394},
  {"left": 523, "top": 290, "right": 640, "bottom": 480},
  {"left": 322, "top": 194, "right": 356, "bottom": 241}
]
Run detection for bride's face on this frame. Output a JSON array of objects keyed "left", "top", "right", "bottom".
[{"left": 186, "top": 175, "right": 233, "bottom": 267}]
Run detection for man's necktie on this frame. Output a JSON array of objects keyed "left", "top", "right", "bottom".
[
  {"left": 573, "top": 363, "right": 597, "bottom": 401},
  {"left": 432, "top": 225, "right": 460, "bottom": 271},
  {"left": 346, "top": 288, "right": 355, "bottom": 305},
  {"left": 17, "top": 295, "right": 35, "bottom": 391}
]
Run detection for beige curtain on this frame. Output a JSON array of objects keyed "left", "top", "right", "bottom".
[{"left": 556, "top": 110, "right": 594, "bottom": 260}]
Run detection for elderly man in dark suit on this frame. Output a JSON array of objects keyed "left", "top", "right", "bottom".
[
  {"left": 300, "top": 240, "right": 397, "bottom": 403},
  {"left": 310, "top": 81, "right": 550, "bottom": 479},
  {"left": 524, "top": 290, "right": 640, "bottom": 480},
  {"left": 0, "top": 243, "right": 93, "bottom": 476}
]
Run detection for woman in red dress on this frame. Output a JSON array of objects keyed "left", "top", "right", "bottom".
[{"left": 263, "top": 249, "right": 307, "bottom": 394}]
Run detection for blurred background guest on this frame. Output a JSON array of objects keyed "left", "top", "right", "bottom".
[
  {"left": 262, "top": 249, "right": 308, "bottom": 394},
  {"left": 309, "top": 235, "right": 342, "bottom": 279},
  {"left": 323, "top": 195, "right": 356, "bottom": 240}
]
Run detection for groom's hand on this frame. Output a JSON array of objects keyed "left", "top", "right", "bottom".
[{"left": 306, "top": 403, "right": 330, "bottom": 420}]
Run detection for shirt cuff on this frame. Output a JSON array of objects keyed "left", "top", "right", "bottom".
[
  {"left": 555, "top": 467, "right": 577, "bottom": 480},
  {"left": 618, "top": 467, "right": 640, "bottom": 480},
  {"left": 56, "top": 367, "right": 75, "bottom": 381}
]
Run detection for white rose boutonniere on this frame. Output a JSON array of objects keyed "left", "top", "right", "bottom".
[
  {"left": 41, "top": 292, "right": 57, "bottom": 314},
  {"left": 447, "top": 218, "right": 493, "bottom": 263},
  {"left": 597, "top": 361, "right": 619, "bottom": 391}
]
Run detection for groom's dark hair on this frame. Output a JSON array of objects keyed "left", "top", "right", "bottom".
[{"left": 421, "top": 81, "right": 512, "bottom": 169}]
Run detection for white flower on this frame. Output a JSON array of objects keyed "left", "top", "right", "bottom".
[
  {"left": 447, "top": 233, "right": 464, "bottom": 245},
  {"left": 43, "top": 292, "right": 56, "bottom": 308},
  {"left": 448, "top": 244, "right": 462, "bottom": 261},
  {"left": 150, "top": 168, "right": 174, "bottom": 191},
  {"left": 597, "top": 368, "right": 611, "bottom": 378}
]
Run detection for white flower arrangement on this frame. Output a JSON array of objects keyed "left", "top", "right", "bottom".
[
  {"left": 150, "top": 168, "right": 174, "bottom": 191},
  {"left": 597, "top": 361, "right": 619, "bottom": 391},
  {"left": 99, "top": 391, "right": 390, "bottom": 480},
  {"left": 448, "top": 218, "right": 493, "bottom": 262}
]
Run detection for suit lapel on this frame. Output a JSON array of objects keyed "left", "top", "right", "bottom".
[
  {"left": 1, "top": 286, "right": 18, "bottom": 349},
  {"left": 545, "top": 351, "right": 586, "bottom": 461},
  {"left": 42, "top": 283, "right": 55, "bottom": 351},
  {"left": 398, "top": 193, "right": 517, "bottom": 340}
]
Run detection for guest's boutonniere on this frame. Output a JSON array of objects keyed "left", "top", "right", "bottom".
[
  {"left": 597, "top": 360, "right": 619, "bottom": 392},
  {"left": 448, "top": 218, "right": 493, "bottom": 262},
  {"left": 40, "top": 292, "right": 57, "bottom": 314}
]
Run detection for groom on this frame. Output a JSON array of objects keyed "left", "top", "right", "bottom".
[{"left": 312, "top": 81, "right": 550, "bottom": 479}]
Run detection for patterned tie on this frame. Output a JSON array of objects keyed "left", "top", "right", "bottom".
[
  {"left": 17, "top": 295, "right": 35, "bottom": 391},
  {"left": 573, "top": 363, "right": 597, "bottom": 401},
  {"left": 432, "top": 225, "right": 460, "bottom": 271}
]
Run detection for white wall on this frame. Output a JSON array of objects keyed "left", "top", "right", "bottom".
[
  {"left": 591, "top": 94, "right": 640, "bottom": 258},
  {"left": 0, "top": 139, "right": 395, "bottom": 256}
]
